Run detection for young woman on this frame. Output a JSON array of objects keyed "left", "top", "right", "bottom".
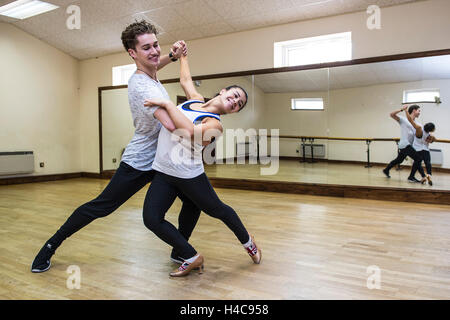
[
  {"left": 142, "top": 54, "right": 261, "bottom": 277},
  {"left": 405, "top": 108, "right": 436, "bottom": 186}
]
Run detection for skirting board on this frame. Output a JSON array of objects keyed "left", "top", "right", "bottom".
[{"left": 1, "top": 171, "right": 450, "bottom": 206}]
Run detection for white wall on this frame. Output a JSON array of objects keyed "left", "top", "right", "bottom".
[
  {"left": 79, "top": 0, "right": 450, "bottom": 173},
  {"left": 0, "top": 23, "right": 80, "bottom": 176},
  {"left": 101, "top": 88, "right": 133, "bottom": 171}
]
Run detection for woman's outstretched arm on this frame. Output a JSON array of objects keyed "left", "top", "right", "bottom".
[{"left": 180, "top": 55, "right": 204, "bottom": 101}]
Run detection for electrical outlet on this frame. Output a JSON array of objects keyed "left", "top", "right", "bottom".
[{"left": 40, "top": 162, "right": 45, "bottom": 168}]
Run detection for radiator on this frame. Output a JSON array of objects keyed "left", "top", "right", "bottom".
[
  {"left": 300, "top": 144, "right": 326, "bottom": 158},
  {"left": 0, "top": 151, "right": 35, "bottom": 175},
  {"left": 430, "top": 149, "right": 443, "bottom": 165}
]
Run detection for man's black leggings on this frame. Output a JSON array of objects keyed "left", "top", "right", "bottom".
[
  {"left": 143, "top": 171, "right": 250, "bottom": 260},
  {"left": 46, "top": 162, "right": 200, "bottom": 250},
  {"left": 385, "top": 145, "right": 425, "bottom": 178}
]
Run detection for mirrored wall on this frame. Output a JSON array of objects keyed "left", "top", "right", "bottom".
[{"left": 100, "top": 52, "right": 450, "bottom": 190}]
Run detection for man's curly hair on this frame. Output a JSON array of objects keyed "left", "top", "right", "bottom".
[{"left": 121, "top": 20, "right": 158, "bottom": 52}]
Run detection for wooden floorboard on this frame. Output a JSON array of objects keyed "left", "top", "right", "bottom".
[{"left": 1, "top": 178, "right": 450, "bottom": 300}]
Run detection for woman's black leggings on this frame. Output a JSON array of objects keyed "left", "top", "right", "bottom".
[
  {"left": 414, "top": 150, "right": 432, "bottom": 176},
  {"left": 46, "top": 162, "right": 200, "bottom": 251},
  {"left": 143, "top": 171, "right": 250, "bottom": 259}
]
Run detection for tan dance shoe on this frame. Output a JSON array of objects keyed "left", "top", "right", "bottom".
[
  {"left": 246, "top": 235, "right": 262, "bottom": 264},
  {"left": 169, "top": 254, "right": 204, "bottom": 277}
]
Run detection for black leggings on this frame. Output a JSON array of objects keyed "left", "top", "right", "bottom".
[
  {"left": 47, "top": 162, "right": 200, "bottom": 250},
  {"left": 385, "top": 145, "right": 425, "bottom": 178},
  {"left": 143, "top": 171, "right": 250, "bottom": 259},
  {"left": 411, "top": 150, "right": 432, "bottom": 177}
]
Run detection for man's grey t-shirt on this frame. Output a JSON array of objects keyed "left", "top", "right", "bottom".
[{"left": 121, "top": 73, "right": 169, "bottom": 171}]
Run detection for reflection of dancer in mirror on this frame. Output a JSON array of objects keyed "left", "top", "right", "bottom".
[
  {"left": 31, "top": 20, "right": 201, "bottom": 273},
  {"left": 383, "top": 105, "right": 425, "bottom": 183},
  {"left": 142, "top": 53, "right": 261, "bottom": 277},
  {"left": 405, "top": 108, "right": 436, "bottom": 186}
]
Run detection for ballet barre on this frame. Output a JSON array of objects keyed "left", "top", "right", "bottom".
[{"left": 262, "top": 135, "right": 450, "bottom": 167}]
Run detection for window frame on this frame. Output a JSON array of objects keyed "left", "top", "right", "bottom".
[
  {"left": 112, "top": 64, "right": 137, "bottom": 86},
  {"left": 291, "top": 98, "right": 325, "bottom": 111},
  {"left": 274, "top": 32, "right": 352, "bottom": 68},
  {"left": 403, "top": 88, "right": 441, "bottom": 104}
]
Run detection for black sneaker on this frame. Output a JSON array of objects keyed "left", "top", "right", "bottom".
[
  {"left": 407, "top": 177, "right": 420, "bottom": 183},
  {"left": 31, "top": 242, "right": 55, "bottom": 273},
  {"left": 382, "top": 168, "right": 391, "bottom": 178},
  {"left": 170, "top": 249, "right": 183, "bottom": 264}
]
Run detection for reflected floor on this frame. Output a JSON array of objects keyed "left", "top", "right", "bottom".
[{"left": 204, "top": 160, "right": 450, "bottom": 190}]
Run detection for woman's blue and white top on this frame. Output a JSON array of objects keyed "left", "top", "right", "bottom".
[
  {"left": 152, "top": 100, "right": 221, "bottom": 179},
  {"left": 412, "top": 124, "right": 430, "bottom": 152}
]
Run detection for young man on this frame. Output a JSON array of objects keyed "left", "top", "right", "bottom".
[
  {"left": 383, "top": 104, "right": 425, "bottom": 182},
  {"left": 31, "top": 20, "right": 200, "bottom": 273}
]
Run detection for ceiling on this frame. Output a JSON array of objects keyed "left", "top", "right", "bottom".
[
  {"left": 253, "top": 54, "right": 450, "bottom": 92},
  {"left": 0, "top": 0, "right": 422, "bottom": 60}
]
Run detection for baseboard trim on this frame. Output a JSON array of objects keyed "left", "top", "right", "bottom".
[
  {"left": 0, "top": 172, "right": 83, "bottom": 185},
  {"left": 2, "top": 169, "right": 450, "bottom": 205},
  {"left": 0, "top": 172, "right": 113, "bottom": 185},
  {"left": 81, "top": 172, "right": 104, "bottom": 179}
]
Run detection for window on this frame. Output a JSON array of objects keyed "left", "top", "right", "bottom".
[
  {"left": 291, "top": 98, "right": 324, "bottom": 110},
  {"left": 112, "top": 64, "right": 136, "bottom": 86},
  {"left": 403, "top": 89, "right": 441, "bottom": 104},
  {"left": 274, "top": 32, "right": 352, "bottom": 67}
]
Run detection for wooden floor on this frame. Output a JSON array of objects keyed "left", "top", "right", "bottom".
[
  {"left": 1, "top": 178, "right": 450, "bottom": 300},
  {"left": 205, "top": 160, "right": 450, "bottom": 191}
]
